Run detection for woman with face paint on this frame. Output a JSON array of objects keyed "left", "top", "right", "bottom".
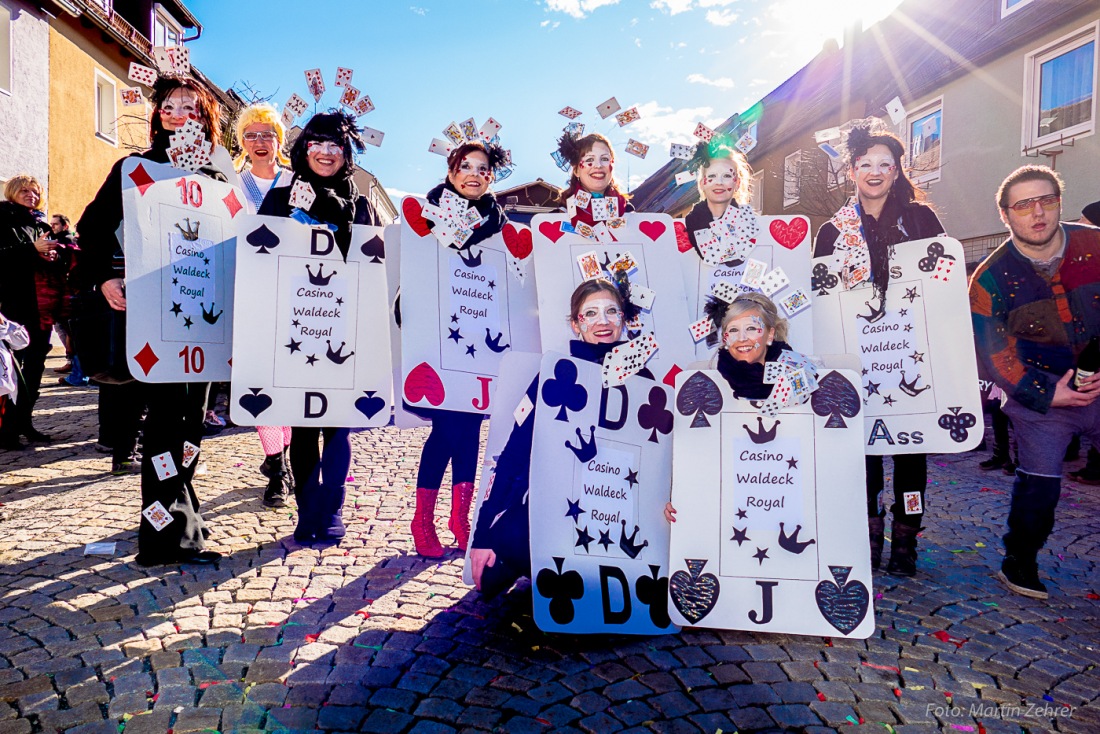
[
  {"left": 77, "top": 77, "right": 227, "bottom": 567},
  {"left": 468, "top": 277, "right": 650, "bottom": 598},
  {"left": 554, "top": 132, "right": 635, "bottom": 227},
  {"left": 664, "top": 292, "right": 795, "bottom": 523},
  {"left": 259, "top": 111, "right": 381, "bottom": 545},
  {"left": 813, "top": 121, "right": 945, "bottom": 578},
  {"left": 407, "top": 140, "right": 508, "bottom": 558},
  {"left": 680, "top": 138, "right": 756, "bottom": 255}
]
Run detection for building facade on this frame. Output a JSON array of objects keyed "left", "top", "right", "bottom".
[{"left": 0, "top": 1, "right": 50, "bottom": 191}]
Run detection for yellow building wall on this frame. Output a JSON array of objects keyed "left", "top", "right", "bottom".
[{"left": 47, "top": 21, "right": 150, "bottom": 223}]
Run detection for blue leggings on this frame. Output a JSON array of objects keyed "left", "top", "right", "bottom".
[{"left": 416, "top": 410, "right": 483, "bottom": 489}]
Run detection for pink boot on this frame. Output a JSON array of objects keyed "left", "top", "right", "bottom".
[
  {"left": 411, "top": 488, "right": 443, "bottom": 557},
  {"left": 448, "top": 482, "right": 475, "bottom": 551}
]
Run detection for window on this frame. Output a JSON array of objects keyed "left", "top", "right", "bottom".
[
  {"left": 749, "top": 170, "right": 763, "bottom": 214},
  {"left": 782, "top": 150, "right": 801, "bottom": 208},
  {"left": 95, "top": 70, "right": 117, "bottom": 144},
  {"left": 1022, "top": 22, "right": 1097, "bottom": 150},
  {"left": 0, "top": 2, "right": 11, "bottom": 94},
  {"left": 152, "top": 4, "right": 182, "bottom": 47},
  {"left": 1001, "top": 0, "right": 1036, "bottom": 19},
  {"left": 907, "top": 99, "right": 942, "bottom": 184}
]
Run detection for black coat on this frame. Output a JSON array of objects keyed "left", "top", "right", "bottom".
[
  {"left": 0, "top": 201, "right": 53, "bottom": 328},
  {"left": 715, "top": 340, "right": 793, "bottom": 400},
  {"left": 258, "top": 173, "right": 380, "bottom": 260}
]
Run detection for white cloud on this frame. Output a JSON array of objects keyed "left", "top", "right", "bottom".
[
  {"left": 686, "top": 73, "right": 735, "bottom": 89},
  {"left": 544, "top": 0, "right": 620, "bottom": 18},
  {"left": 634, "top": 37, "right": 642, "bottom": 47},
  {"left": 626, "top": 101, "right": 723, "bottom": 151},
  {"left": 386, "top": 186, "right": 420, "bottom": 202},
  {"left": 705, "top": 9, "right": 737, "bottom": 25},
  {"left": 540, "top": 19, "right": 561, "bottom": 29},
  {"left": 409, "top": 6, "right": 428, "bottom": 15},
  {"left": 650, "top": 0, "right": 693, "bottom": 13},
  {"left": 749, "top": 78, "right": 769, "bottom": 87}
]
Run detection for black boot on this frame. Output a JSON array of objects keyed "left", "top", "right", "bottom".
[
  {"left": 868, "top": 516, "right": 885, "bottom": 569},
  {"left": 886, "top": 521, "right": 920, "bottom": 577},
  {"left": 260, "top": 453, "right": 289, "bottom": 508},
  {"left": 998, "top": 554, "right": 1048, "bottom": 599}
]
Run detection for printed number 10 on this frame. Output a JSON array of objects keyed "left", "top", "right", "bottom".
[
  {"left": 176, "top": 178, "right": 203, "bottom": 208},
  {"left": 178, "top": 345, "right": 205, "bottom": 374}
]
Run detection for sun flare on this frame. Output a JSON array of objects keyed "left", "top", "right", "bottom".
[{"left": 769, "top": 0, "right": 907, "bottom": 52}]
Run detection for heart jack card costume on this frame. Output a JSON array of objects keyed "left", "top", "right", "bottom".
[
  {"left": 528, "top": 353, "right": 678, "bottom": 635},
  {"left": 121, "top": 159, "right": 243, "bottom": 382},
  {"left": 668, "top": 368, "right": 873, "bottom": 637},
  {"left": 532, "top": 213, "right": 695, "bottom": 388},
  {"left": 230, "top": 215, "right": 391, "bottom": 427},
  {"left": 398, "top": 197, "right": 540, "bottom": 415},
  {"left": 811, "top": 236, "right": 982, "bottom": 454}
]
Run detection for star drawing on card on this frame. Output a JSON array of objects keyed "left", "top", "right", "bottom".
[
  {"left": 753, "top": 547, "right": 770, "bottom": 565},
  {"left": 904, "top": 287, "right": 920, "bottom": 303},
  {"left": 565, "top": 499, "right": 584, "bottom": 524},
  {"left": 183, "top": 316, "right": 193, "bottom": 329},
  {"left": 448, "top": 328, "right": 462, "bottom": 343},
  {"left": 625, "top": 469, "right": 638, "bottom": 488},
  {"left": 598, "top": 530, "right": 613, "bottom": 550},
  {"left": 466, "top": 344, "right": 477, "bottom": 357},
  {"left": 736, "top": 508, "right": 748, "bottom": 520},
  {"left": 285, "top": 339, "right": 302, "bottom": 354},
  {"left": 730, "top": 527, "right": 750, "bottom": 546},
  {"left": 575, "top": 526, "right": 594, "bottom": 552},
  {"left": 882, "top": 394, "right": 897, "bottom": 406},
  {"left": 170, "top": 302, "right": 182, "bottom": 316}
]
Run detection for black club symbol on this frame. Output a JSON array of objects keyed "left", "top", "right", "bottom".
[
  {"left": 918, "top": 242, "right": 946, "bottom": 273},
  {"left": 937, "top": 406, "right": 977, "bottom": 443},
  {"left": 812, "top": 263, "right": 838, "bottom": 295}
]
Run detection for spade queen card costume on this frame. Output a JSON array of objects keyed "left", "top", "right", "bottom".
[
  {"left": 668, "top": 368, "right": 873, "bottom": 637},
  {"left": 811, "top": 236, "right": 982, "bottom": 454},
  {"left": 121, "top": 159, "right": 244, "bottom": 382},
  {"left": 230, "top": 215, "right": 391, "bottom": 427}
]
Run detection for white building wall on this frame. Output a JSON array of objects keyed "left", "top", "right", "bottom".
[{"left": 0, "top": 0, "right": 48, "bottom": 194}]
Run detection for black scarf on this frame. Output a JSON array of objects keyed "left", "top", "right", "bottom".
[
  {"left": 862, "top": 193, "right": 912, "bottom": 299},
  {"left": 569, "top": 339, "right": 621, "bottom": 365},
  {"left": 716, "top": 340, "right": 791, "bottom": 400},
  {"left": 293, "top": 168, "right": 359, "bottom": 259},
  {"left": 426, "top": 181, "right": 506, "bottom": 249}
]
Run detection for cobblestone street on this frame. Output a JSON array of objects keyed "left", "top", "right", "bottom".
[{"left": 0, "top": 353, "right": 1098, "bottom": 734}]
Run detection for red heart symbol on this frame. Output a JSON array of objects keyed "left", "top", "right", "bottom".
[
  {"left": 538, "top": 221, "right": 565, "bottom": 243},
  {"left": 769, "top": 217, "right": 808, "bottom": 249},
  {"left": 673, "top": 221, "right": 693, "bottom": 253},
  {"left": 404, "top": 362, "right": 445, "bottom": 406},
  {"left": 402, "top": 198, "right": 431, "bottom": 237},
  {"left": 503, "top": 223, "right": 533, "bottom": 260},
  {"left": 639, "top": 220, "right": 666, "bottom": 241}
]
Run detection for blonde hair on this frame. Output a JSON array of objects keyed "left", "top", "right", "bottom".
[
  {"left": 234, "top": 102, "right": 290, "bottom": 172},
  {"left": 695, "top": 149, "right": 753, "bottom": 206},
  {"left": 721, "top": 292, "right": 788, "bottom": 343},
  {"left": 4, "top": 175, "right": 43, "bottom": 211}
]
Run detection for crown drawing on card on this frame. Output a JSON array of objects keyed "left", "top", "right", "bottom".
[
  {"left": 743, "top": 416, "right": 780, "bottom": 443},
  {"left": 898, "top": 371, "right": 931, "bottom": 397},
  {"left": 565, "top": 425, "right": 597, "bottom": 463},
  {"left": 174, "top": 218, "right": 200, "bottom": 241},
  {"left": 618, "top": 521, "right": 649, "bottom": 559},
  {"left": 305, "top": 263, "right": 335, "bottom": 286}
]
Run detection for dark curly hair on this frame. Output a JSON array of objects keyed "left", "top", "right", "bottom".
[
  {"left": 568, "top": 275, "right": 640, "bottom": 328},
  {"left": 842, "top": 120, "right": 923, "bottom": 205},
  {"left": 289, "top": 111, "right": 365, "bottom": 180},
  {"left": 446, "top": 140, "right": 508, "bottom": 175},
  {"left": 556, "top": 132, "right": 628, "bottom": 201}
]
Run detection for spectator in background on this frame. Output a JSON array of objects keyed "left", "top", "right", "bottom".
[
  {"left": 1066, "top": 200, "right": 1100, "bottom": 485},
  {"left": 1080, "top": 201, "right": 1100, "bottom": 228},
  {"left": 47, "top": 214, "right": 87, "bottom": 387}
]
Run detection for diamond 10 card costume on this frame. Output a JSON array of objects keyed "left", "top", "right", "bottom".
[
  {"left": 811, "top": 236, "right": 982, "bottom": 454},
  {"left": 121, "top": 159, "right": 244, "bottom": 382},
  {"left": 676, "top": 210, "right": 814, "bottom": 359},
  {"left": 230, "top": 215, "right": 391, "bottom": 427},
  {"left": 532, "top": 213, "right": 694, "bottom": 388},
  {"left": 668, "top": 367, "right": 873, "bottom": 637},
  {"left": 399, "top": 196, "right": 539, "bottom": 415},
  {"left": 528, "top": 353, "right": 677, "bottom": 635}
]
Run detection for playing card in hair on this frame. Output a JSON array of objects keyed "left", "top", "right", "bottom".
[
  {"left": 693, "top": 122, "right": 715, "bottom": 142},
  {"left": 120, "top": 87, "right": 144, "bottom": 107},
  {"left": 152, "top": 47, "right": 173, "bottom": 74},
  {"left": 559, "top": 105, "right": 583, "bottom": 119},
  {"left": 335, "top": 67, "right": 354, "bottom": 86},
  {"left": 616, "top": 106, "right": 640, "bottom": 126},
  {"left": 630, "top": 284, "right": 656, "bottom": 310},
  {"left": 289, "top": 180, "right": 317, "bottom": 210},
  {"left": 459, "top": 118, "right": 478, "bottom": 142},
  {"left": 479, "top": 117, "right": 502, "bottom": 140},
  {"left": 362, "top": 127, "right": 384, "bottom": 147},
  {"left": 428, "top": 138, "right": 453, "bottom": 156},
  {"left": 596, "top": 96, "right": 621, "bottom": 119},
  {"left": 286, "top": 93, "right": 309, "bottom": 116},
  {"left": 142, "top": 500, "right": 174, "bottom": 531},
  {"left": 304, "top": 68, "right": 325, "bottom": 101},
  {"left": 736, "top": 131, "right": 756, "bottom": 154},
  {"left": 740, "top": 258, "right": 768, "bottom": 289},
  {"left": 564, "top": 121, "right": 585, "bottom": 136},
  {"left": 609, "top": 252, "right": 637, "bottom": 275},
  {"left": 760, "top": 267, "right": 791, "bottom": 296},
  {"left": 442, "top": 123, "right": 464, "bottom": 147},
  {"left": 128, "top": 62, "right": 157, "bottom": 87},
  {"left": 354, "top": 95, "right": 374, "bottom": 116},
  {"left": 688, "top": 317, "right": 715, "bottom": 342},
  {"left": 626, "top": 139, "right": 649, "bottom": 158},
  {"left": 710, "top": 280, "right": 739, "bottom": 304},
  {"left": 675, "top": 171, "right": 694, "bottom": 185},
  {"left": 281, "top": 109, "right": 295, "bottom": 129},
  {"left": 576, "top": 251, "right": 603, "bottom": 281},
  {"left": 171, "top": 45, "right": 190, "bottom": 74},
  {"left": 670, "top": 143, "right": 693, "bottom": 160},
  {"left": 884, "top": 96, "right": 907, "bottom": 125},
  {"left": 779, "top": 288, "right": 811, "bottom": 317},
  {"left": 339, "top": 84, "right": 360, "bottom": 108}
]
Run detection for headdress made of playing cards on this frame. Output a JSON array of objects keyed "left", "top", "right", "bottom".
[
  {"left": 124, "top": 45, "right": 193, "bottom": 105},
  {"left": 279, "top": 68, "right": 381, "bottom": 148},
  {"left": 431, "top": 118, "right": 514, "bottom": 182},
  {"left": 704, "top": 291, "right": 786, "bottom": 346},
  {"left": 685, "top": 134, "right": 739, "bottom": 174}
]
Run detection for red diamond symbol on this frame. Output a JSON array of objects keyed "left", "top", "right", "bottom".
[
  {"left": 128, "top": 163, "right": 156, "bottom": 196},
  {"left": 223, "top": 190, "right": 243, "bottom": 218},
  {"left": 134, "top": 342, "right": 160, "bottom": 376},
  {"left": 662, "top": 364, "right": 683, "bottom": 388}
]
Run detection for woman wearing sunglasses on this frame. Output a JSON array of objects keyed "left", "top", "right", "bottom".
[{"left": 813, "top": 120, "right": 944, "bottom": 578}]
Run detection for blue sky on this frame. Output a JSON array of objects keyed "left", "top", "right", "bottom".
[{"left": 189, "top": 0, "right": 902, "bottom": 200}]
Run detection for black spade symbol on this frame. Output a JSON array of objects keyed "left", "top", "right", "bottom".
[
  {"left": 634, "top": 565, "right": 673, "bottom": 629},
  {"left": 637, "top": 386, "right": 673, "bottom": 443},
  {"left": 812, "top": 371, "right": 861, "bottom": 428},
  {"left": 355, "top": 391, "right": 385, "bottom": 419},
  {"left": 937, "top": 406, "right": 978, "bottom": 443},
  {"left": 541, "top": 359, "right": 588, "bottom": 422},
  {"left": 814, "top": 565, "right": 869, "bottom": 635},
  {"left": 247, "top": 224, "right": 280, "bottom": 254},
  {"left": 535, "top": 557, "right": 585, "bottom": 625},
  {"left": 238, "top": 388, "right": 272, "bottom": 418},
  {"left": 670, "top": 559, "right": 720, "bottom": 624},
  {"left": 676, "top": 372, "right": 723, "bottom": 428},
  {"left": 360, "top": 235, "right": 385, "bottom": 263}
]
